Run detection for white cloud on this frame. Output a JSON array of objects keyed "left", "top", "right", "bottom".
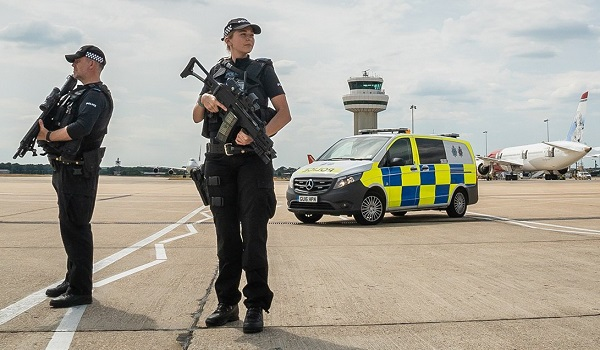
[{"left": 0, "top": 21, "right": 82, "bottom": 47}]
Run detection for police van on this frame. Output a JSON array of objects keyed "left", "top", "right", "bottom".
[{"left": 286, "top": 128, "right": 479, "bottom": 225}]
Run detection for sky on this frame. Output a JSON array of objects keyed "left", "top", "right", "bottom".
[{"left": 1, "top": 0, "right": 600, "bottom": 169}]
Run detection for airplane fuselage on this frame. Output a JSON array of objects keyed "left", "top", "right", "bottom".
[{"left": 488, "top": 140, "right": 591, "bottom": 173}]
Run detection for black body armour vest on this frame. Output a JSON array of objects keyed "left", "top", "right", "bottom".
[
  {"left": 43, "top": 83, "right": 112, "bottom": 158},
  {"left": 202, "top": 58, "right": 276, "bottom": 141}
]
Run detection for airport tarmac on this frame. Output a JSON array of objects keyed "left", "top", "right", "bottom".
[{"left": 1, "top": 175, "right": 599, "bottom": 350}]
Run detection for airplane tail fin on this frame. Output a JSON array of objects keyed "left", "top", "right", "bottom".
[{"left": 565, "top": 91, "right": 588, "bottom": 143}]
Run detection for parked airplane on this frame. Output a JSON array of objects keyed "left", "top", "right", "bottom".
[
  {"left": 148, "top": 158, "right": 200, "bottom": 177},
  {"left": 477, "top": 91, "right": 592, "bottom": 180}
]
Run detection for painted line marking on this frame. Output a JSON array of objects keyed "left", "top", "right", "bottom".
[
  {"left": 469, "top": 211, "right": 600, "bottom": 236},
  {"left": 43, "top": 207, "right": 208, "bottom": 349},
  {"left": 45, "top": 305, "right": 87, "bottom": 350},
  {"left": 0, "top": 206, "right": 206, "bottom": 327}
]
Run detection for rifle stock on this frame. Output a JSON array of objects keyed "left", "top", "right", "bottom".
[
  {"left": 180, "top": 57, "right": 276, "bottom": 164},
  {"left": 13, "top": 75, "right": 77, "bottom": 159}
]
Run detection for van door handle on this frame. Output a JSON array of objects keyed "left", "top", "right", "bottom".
[
  {"left": 410, "top": 166, "right": 418, "bottom": 171},
  {"left": 421, "top": 165, "right": 430, "bottom": 171}
]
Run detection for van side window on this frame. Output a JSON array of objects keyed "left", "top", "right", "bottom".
[
  {"left": 384, "top": 138, "right": 413, "bottom": 166},
  {"left": 416, "top": 138, "right": 445, "bottom": 164}
]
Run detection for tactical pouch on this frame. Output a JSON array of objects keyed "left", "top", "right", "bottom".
[
  {"left": 59, "top": 139, "right": 84, "bottom": 162},
  {"left": 82, "top": 147, "right": 105, "bottom": 178}
]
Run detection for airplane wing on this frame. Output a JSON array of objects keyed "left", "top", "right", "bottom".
[{"left": 477, "top": 155, "right": 523, "bottom": 168}]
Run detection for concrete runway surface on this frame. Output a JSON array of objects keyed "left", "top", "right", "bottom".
[{"left": 1, "top": 175, "right": 599, "bottom": 350}]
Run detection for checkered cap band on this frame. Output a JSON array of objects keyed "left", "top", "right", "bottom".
[
  {"left": 85, "top": 52, "right": 104, "bottom": 64},
  {"left": 223, "top": 24, "right": 233, "bottom": 37}
]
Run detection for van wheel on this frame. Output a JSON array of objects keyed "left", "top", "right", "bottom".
[
  {"left": 295, "top": 213, "right": 323, "bottom": 224},
  {"left": 446, "top": 189, "right": 467, "bottom": 218},
  {"left": 354, "top": 191, "right": 385, "bottom": 225}
]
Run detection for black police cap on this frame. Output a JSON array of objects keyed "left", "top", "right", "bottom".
[
  {"left": 65, "top": 45, "right": 106, "bottom": 66},
  {"left": 222, "top": 18, "right": 261, "bottom": 41}
]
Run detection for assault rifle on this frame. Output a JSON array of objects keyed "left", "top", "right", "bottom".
[
  {"left": 179, "top": 57, "right": 276, "bottom": 164},
  {"left": 13, "top": 75, "right": 77, "bottom": 159}
]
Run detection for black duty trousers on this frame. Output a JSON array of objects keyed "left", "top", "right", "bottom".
[
  {"left": 205, "top": 152, "right": 276, "bottom": 311},
  {"left": 51, "top": 162, "right": 99, "bottom": 296}
]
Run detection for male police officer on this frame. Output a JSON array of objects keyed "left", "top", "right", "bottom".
[{"left": 38, "top": 45, "right": 113, "bottom": 308}]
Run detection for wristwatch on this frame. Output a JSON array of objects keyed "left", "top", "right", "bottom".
[{"left": 45, "top": 131, "right": 52, "bottom": 142}]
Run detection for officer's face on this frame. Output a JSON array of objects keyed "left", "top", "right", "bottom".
[
  {"left": 227, "top": 27, "right": 255, "bottom": 57},
  {"left": 71, "top": 57, "right": 93, "bottom": 80}
]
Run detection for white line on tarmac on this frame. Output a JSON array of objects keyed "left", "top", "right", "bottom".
[
  {"left": 0, "top": 207, "right": 205, "bottom": 327},
  {"left": 93, "top": 260, "right": 166, "bottom": 288},
  {"left": 44, "top": 207, "right": 206, "bottom": 349},
  {"left": 469, "top": 211, "right": 600, "bottom": 236},
  {"left": 44, "top": 305, "right": 87, "bottom": 350},
  {"left": 0, "top": 291, "right": 47, "bottom": 326}
]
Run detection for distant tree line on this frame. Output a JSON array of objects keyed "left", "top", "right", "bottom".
[
  {"left": 0, "top": 163, "right": 298, "bottom": 178},
  {"left": 0, "top": 162, "right": 53, "bottom": 174}
]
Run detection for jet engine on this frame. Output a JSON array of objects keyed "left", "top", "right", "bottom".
[
  {"left": 152, "top": 167, "right": 175, "bottom": 175},
  {"left": 477, "top": 163, "right": 490, "bottom": 176}
]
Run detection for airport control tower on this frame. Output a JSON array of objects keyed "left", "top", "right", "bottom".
[{"left": 342, "top": 70, "right": 389, "bottom": 135}]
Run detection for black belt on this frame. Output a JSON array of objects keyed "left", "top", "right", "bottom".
[
  {"left": 206, "top": 143, "right": 254, "bottom": 156},
  {"left": 48, "top": 155, "right": 84, "bottom": 165}
]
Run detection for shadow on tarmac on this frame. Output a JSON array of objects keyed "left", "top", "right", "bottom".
[{"left": 77, "top": 300, "right": 159, "bottom": 331}]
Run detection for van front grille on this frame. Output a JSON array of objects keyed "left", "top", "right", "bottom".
[{"left": 293, "top": 178, "right": 333, "bottom": 195}]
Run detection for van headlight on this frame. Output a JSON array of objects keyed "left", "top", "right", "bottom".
[{"left": 333, "top": 173, "right": 362, "bottom": 189}]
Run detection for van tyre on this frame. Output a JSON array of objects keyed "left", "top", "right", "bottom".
[
  {"left": 446, "top": 189, "right": 467, "bottom": 218},
  {"left": 354, "top": 191, "right": 385, "bottom": 225},
  {"left": 295, "top": 213, "right": 323, "bottom": 224}
]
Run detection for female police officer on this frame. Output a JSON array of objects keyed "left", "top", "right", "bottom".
[{"left": 192, "top": 18, "right": 291, "bottom": 333}]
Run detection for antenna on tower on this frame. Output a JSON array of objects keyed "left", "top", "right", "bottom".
[{"left": 362, "top": 69, "right": 370, "bottom": 77}]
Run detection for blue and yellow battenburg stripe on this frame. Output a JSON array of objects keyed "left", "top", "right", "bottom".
[{"left": 362, "top": 162, "right": 477, "bottom": 208}]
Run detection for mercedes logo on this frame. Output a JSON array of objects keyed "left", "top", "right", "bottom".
[{"left": 306, "top": 179, "right": 314, "bottom": 191}]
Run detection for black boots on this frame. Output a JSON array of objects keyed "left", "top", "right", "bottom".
[
  {"left": 243, "top": 307, "right": 263, "bottom": 334},
  {"left": 49, "top": 293, "right": 92, "bottom": 308},
  {"left": 205, "top": 304, "right": 264, "bottom": 333},
  {"left": 205, "top": 304, "right": 240, "bottom": 327},
  {"left": 45, "top": 281, "right": 69, "bottom": 298}
]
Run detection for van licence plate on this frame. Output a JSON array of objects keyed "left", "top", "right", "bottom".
[{"left": 298, "top": 195, "right": 317, "bottom": 203}]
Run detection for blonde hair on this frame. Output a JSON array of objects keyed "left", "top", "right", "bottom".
[{"left": 224, "top": 32, "right": 234, "bottom": 52}]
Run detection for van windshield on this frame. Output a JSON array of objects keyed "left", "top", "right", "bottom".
[{"left": 319, "top": 136, "right": 389, "bottom": 161}]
